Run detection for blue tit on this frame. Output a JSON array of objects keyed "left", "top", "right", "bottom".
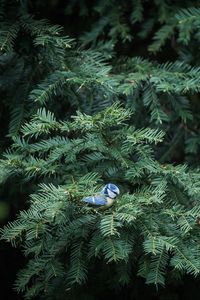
[{"left": 82, "top": 183, "right": 120, "bottom": 208}]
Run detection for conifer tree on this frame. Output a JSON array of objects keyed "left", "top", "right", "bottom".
[{"left": 1, "top": 1, "right": 200, "bottom": 300}]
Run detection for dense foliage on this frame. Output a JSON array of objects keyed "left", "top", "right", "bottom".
[{"left": 1, "top": 1, "right": 200, "bottom": 299}]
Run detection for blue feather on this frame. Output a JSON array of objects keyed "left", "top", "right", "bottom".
[{"left": 82, "top": 195, "right": 107, "bottom": 206}]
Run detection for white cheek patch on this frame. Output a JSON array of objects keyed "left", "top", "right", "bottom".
[
  {"left": 108, "top": 190, "right": 116, "bottom": 199},
  {"left": 115, "top": 187, "right": 120, "bottom": 195}
]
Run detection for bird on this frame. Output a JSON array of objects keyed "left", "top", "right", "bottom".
[{"left": 82, "top": 183, "right": 120, "bottom": 208}]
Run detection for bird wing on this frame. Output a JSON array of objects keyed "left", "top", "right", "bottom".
[{"left": 82, "top": 195, "right": 107, "bottom": 206}]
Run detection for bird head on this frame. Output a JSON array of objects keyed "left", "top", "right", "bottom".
[{"left": 101, "top": 183, "right": 120, "bottom": 199}]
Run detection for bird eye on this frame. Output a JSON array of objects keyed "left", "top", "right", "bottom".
[{"left": 112, "top": 191, "right": 118, "bottom": 195}]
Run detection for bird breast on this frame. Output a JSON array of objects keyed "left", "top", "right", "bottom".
[{"left": 105, "top": 197, "right": 114, "bottom": 207}]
